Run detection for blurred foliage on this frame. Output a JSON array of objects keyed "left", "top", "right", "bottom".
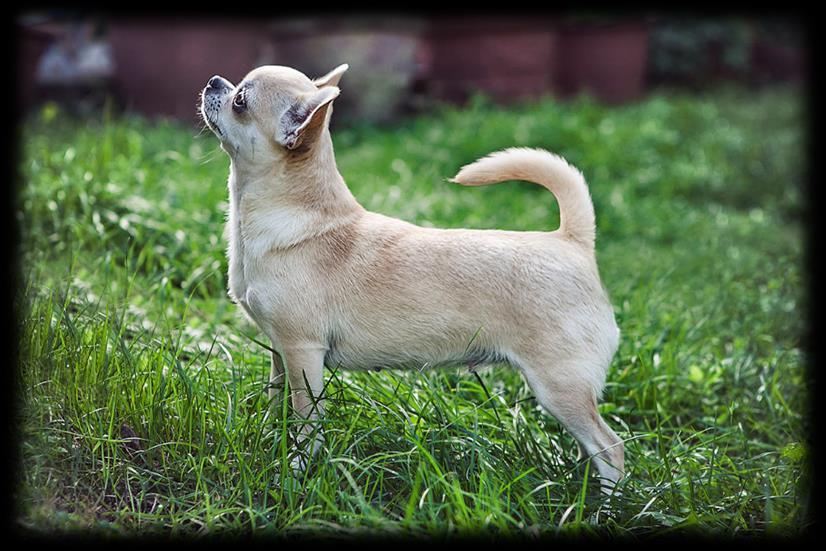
[{"left": 648, "top": 18, "right": 757, "bottom": 84}]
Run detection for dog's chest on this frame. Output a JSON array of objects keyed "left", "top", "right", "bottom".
[
  {"left": 226, "top": 215, "right": 253, "bottom": 318},
  {"left": 225, "top": 225, "right": 284, "bottom": 326},
  {"left": 225, "top": 191, "right": 247, "bottom": 302},
  {"left": 225, "top": 197, "right": 318, "bottom": 326},
  {"left": 225, "top": 219, "right": 279, "bottom": 312}
]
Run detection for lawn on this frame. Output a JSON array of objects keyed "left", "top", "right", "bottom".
[{"left": 14, "top": 85, "right": 809, "bottom": 536}]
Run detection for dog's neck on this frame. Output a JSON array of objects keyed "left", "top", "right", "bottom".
[{"left": 227, "top": 131, "right": 364, "bottom": 255}]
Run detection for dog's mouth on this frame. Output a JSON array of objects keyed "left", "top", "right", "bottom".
[
  {"left": 203, "top": 114, "right": 223, "bottom": 138},
  {"left": 200, "top": 88, "right": 226, "bottom": 139}
]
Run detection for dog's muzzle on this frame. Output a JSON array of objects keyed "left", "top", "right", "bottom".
[{"left": 201, "top": 75, "right": 233, "bottom": 137}]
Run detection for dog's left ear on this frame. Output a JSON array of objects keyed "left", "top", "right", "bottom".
[
  {"left": 313, "top": 63, "right": 349, "bottom": 88},
  {"left": 278, "top": 86, "right": 340, "bottom": 150}
]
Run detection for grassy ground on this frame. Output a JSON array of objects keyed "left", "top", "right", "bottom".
[{"left": 15, "top": 85, "right": 809, "bottom": 536}]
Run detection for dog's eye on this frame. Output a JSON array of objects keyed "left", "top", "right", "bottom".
[{"left": 232, "top": 90, "right": 247, "bottom": 113}]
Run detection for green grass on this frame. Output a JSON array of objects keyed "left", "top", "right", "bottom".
[{"left": 15, "top": 86, "right": 809, "bottom": 536}]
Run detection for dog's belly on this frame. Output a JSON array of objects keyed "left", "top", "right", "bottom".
[
  {"left": 321, "top": 302, "right": 515, "bottom": 372},
  {"left": 324, "top": 337, "right": 507, "bottom": 372}
]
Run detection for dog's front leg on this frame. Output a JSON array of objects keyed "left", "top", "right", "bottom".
[
  {"left": 283, "top": 346, "right": 326, "bottom": 474},
  {"left": 267, "top": 350, "right": 286, "bottom": 412}
]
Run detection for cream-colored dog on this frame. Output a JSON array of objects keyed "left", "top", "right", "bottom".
[{"left": 199, "top": 64, "right": 624, "bottom": 492}]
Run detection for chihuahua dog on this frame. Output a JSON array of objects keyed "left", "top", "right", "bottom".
[{"left": 200, "top": 64, "right": 624, "bottom": 492}]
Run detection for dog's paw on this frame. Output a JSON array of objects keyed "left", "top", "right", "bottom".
[{"left": 289, "top": 453, "right": 309, "bottom": 476}]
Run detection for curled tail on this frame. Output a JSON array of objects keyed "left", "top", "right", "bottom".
[{"left": 450, "top": 147, "right": 596, "bottom": 250}]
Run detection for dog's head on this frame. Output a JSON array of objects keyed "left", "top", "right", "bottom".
[{"left": 200, "top": 64, "right": 348, "bottom": 163}]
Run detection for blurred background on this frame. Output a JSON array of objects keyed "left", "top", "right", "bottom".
[
  {"left": 15, "top": 13, "right": 804, "bottom": 126},
  {"left": 12, "top": 13, "right": 811, "bottom": 533}
]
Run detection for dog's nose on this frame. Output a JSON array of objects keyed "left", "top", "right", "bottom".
[{"left": 206, "top": 75, "right": 231, "bottom": 92}]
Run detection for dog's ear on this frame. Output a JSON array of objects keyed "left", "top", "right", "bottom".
[
  {"left": 313, "top": 63, "right": 349, "bottom": 88},
  {"left": 278, "top": 86, "right": 340, "bottom": 151}
]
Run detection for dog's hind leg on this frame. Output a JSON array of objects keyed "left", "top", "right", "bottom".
[{"left": 516, "top": 354, "right": 624, "bottom": 495}]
